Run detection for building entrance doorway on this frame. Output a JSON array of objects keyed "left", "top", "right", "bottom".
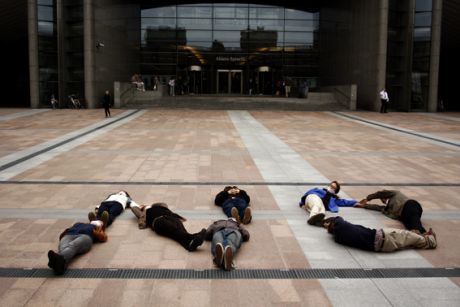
[{"left": 217, "top": 70, "right": 243, "bottom": 94}]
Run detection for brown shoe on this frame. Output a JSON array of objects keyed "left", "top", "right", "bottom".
[
  {"left": 307, "top": 213, "right": 325, "bottom": 226},
  {"left": 231, "top": 207, "right": 241, "bottom": 224},
  {"left": 424, "top": 234, "right": 437, "bottom": 249},
  {"left": 88, "top": 211, "right": 96, "bottom": 222},
  {"left": 242, "top": 207, "right": 252, "bottom": 225},
  {"left": 100, "top": 211, "right": 109, "bottom": 229},
  {"left": 214, "top": 243, "right": 224, "bottom": 268},
  {"left": 223, "top": 246, "right": 233, "bottom": 271}
]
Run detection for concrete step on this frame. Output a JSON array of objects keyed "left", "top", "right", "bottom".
[{"left": 122, "top": 93, "right": 347, "bottom": 111}]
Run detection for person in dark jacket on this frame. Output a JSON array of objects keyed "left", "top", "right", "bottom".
[
  {"left": 130, "top": 202, "right": 206, "bottom": 251},
  {"left": 47, "top": 221, "right": 108, "bottom": 275},
  {"left": 205, "top": 218, "right": 250, "bottom": 271},
  {"left": 214, "top": 186, "right": 252, "bottom": 224},
  {"left": 103, "top": 90, "right": 111, "bottom": 117},
  {"left": 299, "top": 181, "right": 358, "bottom": 226},
  {"left": 322, "top": 216, "right": 436, "bottom": 252},
  {"left": 355, "top": 190, "right": 428, "bottom": 234}
]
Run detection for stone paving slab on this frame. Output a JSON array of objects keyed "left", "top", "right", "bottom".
[{"left": 0, "top": 109, "right": 459, "bottom": 306}]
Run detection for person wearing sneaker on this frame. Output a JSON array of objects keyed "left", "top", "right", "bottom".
[
  {"left": 214, "top": 186, "right": 252, "bottom": 225},
  {"left": 355, "top": 190, "right": 429, "bottom": 234},
  {"left": 299, "top": 181, "right": 359, "bottom": 226},
  {"left": 322, "top": 216, "right": 437, "bottom": 252},
  {"left": 204, "top": 217, "right": 250, "bottom": 271},
  {"left": 47, "top": 221, "right": 107, "bottom": 275},
  {"left": 130, "top": 202, "right": 206, "bottom": 251},
  {"left": 89, "top": 191, "right": 139, "bottom": 228}
]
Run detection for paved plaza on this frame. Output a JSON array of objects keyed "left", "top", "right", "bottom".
[{"left": 0, "top": 108, "right": 460, "bottom": 306}]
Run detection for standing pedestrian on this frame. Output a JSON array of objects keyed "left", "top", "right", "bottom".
[
  {"left": 103, "top": 90, "right": 111, "bottom": 118},
  {"left": 379, "top": 88, "right": 389, "bottom": 113}
]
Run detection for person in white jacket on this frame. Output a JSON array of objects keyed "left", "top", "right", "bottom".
[{"left": 88, "top": 191, "right": 139, "bottom": 228}]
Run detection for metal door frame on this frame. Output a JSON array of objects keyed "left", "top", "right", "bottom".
[{"left": 217, "top": 69, "right": 243, "bottom": 94}]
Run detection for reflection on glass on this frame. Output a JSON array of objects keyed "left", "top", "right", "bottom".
[
  {"left": 414, "top": 12, "right": 431, "bottom": 27},
  {"left": 178, "top": 6, "right": 212, "bottom": 18},
  {"left": 415, "top": 0, "right": 432, "bottom": 12},
  {"left": 214, "top": 18, "right": 248, "bottom": 30},
  {"left": 142, "top": 18, "right": 176, "bottom": 29},
  {"left": 178, "top": 18, "right": 212, "bottom": 30},
  {"left": 249, "top": 7, "right": 283, "bottom": 19},
  {"left": 285, "top": 19, "right": 318, "bottom": 32},
  {"left": 38, "top": 21, "right": 54, "bottom": 36},
  {"left": 413, "top": 27, "right": 431, "bottom": 41},
  {"left": 142, "top": 7, "right": 176, "bottom": 18},
  {"left": 249, "top": 19, "right": 283, "bottom": 31},
  {"left": 38, "top": 6, "right": 54, "bottom": 21}
]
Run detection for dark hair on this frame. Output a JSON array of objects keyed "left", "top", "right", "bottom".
[
  {"left": 224, "top": 186, "right": 238, "bottom": 192},
  {"left": 323, "top": 217, "right": 337, "bottom": 234},
  {"left": 331, "top": 181, "right": 340, "bottom": 194}
]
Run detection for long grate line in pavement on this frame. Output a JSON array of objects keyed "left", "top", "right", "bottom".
[{"left": 1, "top": 267, "right": 459, "bottom": 279}]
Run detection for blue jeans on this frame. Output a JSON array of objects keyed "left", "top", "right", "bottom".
[
  {"left": 222, "top": 198, "right": 248, "bottom": 220},
  {"left": 211, "top": 229, "right": 242, "bottom": 256}
]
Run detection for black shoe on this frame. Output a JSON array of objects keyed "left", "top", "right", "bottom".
[
  {"left": 307, "top": 213, "right": 325, "bottom": 227},
  {"left": 188, "top": 229, "right": 206, "bottom": 251},
  {"left": 48, "top": 250, "right": 66, "bottom": 275},
  {"left": 47, "top": 250, "right": 56, "bottom": 270}
]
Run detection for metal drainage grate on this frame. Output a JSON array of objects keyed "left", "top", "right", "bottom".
[{"left": 1, "top": 268, "right": 459, "bottom": 279}]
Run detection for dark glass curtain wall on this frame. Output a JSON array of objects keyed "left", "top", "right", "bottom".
[{"left": 140, "top": 3, "right": 319, "bottom": 95}]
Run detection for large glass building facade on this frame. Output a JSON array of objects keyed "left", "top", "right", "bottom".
[
  {"left": 140, "top": 4, "right": 319, "bottom": 95},
  {"left": 25, "top": 0, "right": 443, "bottom": 112}
]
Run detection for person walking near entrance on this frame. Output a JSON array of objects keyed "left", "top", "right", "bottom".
[
  {"left": 379, "top": 88, "right": 389, "bottom": 113},
  {"left": 168, "top": 77, "right": 175, "bottom": 96},
  {"left": 103, "top": 90, "right": 111, "bottom": 118}
]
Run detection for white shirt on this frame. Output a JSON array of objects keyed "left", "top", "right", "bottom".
[
  {"left": 98, "top": 191, "right": 136, "bottom": 209},
  {"left": 380, "top": 90, "right": 389, "bottom": 101}
]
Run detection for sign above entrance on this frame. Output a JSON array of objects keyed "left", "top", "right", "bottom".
[{"left": 216, "top": 56, "right": 246, "bottom": 62}]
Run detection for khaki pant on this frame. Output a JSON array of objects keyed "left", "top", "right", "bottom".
[
  {"left": 304, "top": 194, "right": 325, "bottom": 218},
  {"left": 380, "top": 228, "right": 427, "bottom": 252}
]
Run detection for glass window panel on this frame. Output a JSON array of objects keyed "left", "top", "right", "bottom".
[
  {"left": 213, "top": 18, "right": 248, "bottom": 30},
  {"left": 38, "top": 0, "right": 53, "bottom": 5},
  {"left": 186, "top": 30, "right": 212, "bottom": 41},
  {"left": 184, "top": 41, "right": 212, "bottom": 49},
  {"left": 214, "top": 6, "right": 248, "bottom": 18},
  {"left": 413, "top": 27, "right": 431, "bottom": 41},
  {"left": 415, "top": 0, "right": 432, "bottom": 12},
  {"left": 414, "top": 12, "right": 431, "bottom": 27},
  {"left": 38, "top": 6, "right": 54, "bottom": 21},
  {"left": 178, "top": 6, "right": 212, "bottom": 18},
  {"left": 285, "top": 9, "right": 317, "bottom": 20},
  {"left": 142, "top": 7, "right": 176, "bottom": 18},
  {"left": 213, "top": 31, "right": 242, "bottom": 42},
  {"left": 249, "top": 7, "right": 283, "bottom": 19},
  {"left": 249, "top": 19, "right": 283, "bottom": 31},
  {"left": 142, "top": 18, "right": 176, "bottom": 29},
  {"left": 38, "top": 21, "right": 54, "bottom": 36},
  {"left": 178, "top": 18, "right": 212, "bottom": 30},
  {"left": 285, "top": 32, "right": 314, "bottom": 44},
  {"left": 285, "top": 19, "right": 318, "bottom": 31}
]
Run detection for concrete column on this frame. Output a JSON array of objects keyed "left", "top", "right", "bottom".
[
  {"left": 56, "top": 0, "right": 65, "bottom": 105},
  {"left": 84, "top": 0, "right": 96, "bottom": 108},
  {"left": 28, "top": 0, "right": 39, "bottom": 108},
  {"left": 428, "top": 0, "right": 442, "bottom": 112},
  {"left": 376, "top": 0, "right": 389, "bottom": 111}
]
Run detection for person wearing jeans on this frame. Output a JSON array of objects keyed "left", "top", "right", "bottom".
[
  {"left": 214, "top": 186, "right": 252, "bottom": 224},
  {"left": 47, "top": 221, "right": 107, "bottom": 275},
  {"left": 322, "top": 216, "right": 436, "bottom": 252},
  {"left": 130, "top": 202, "right": 206, "bottom": 252},
  {"left": 205, "top": 218, "right": 250, "bottom": 271},
  {"left": 355, "top": 190, "right": 428, "bottom": 234}
]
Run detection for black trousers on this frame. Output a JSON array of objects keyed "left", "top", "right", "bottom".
[
  {"left": 152, "top": 216, "right": 194, "bottom": 250},
  {"left": 400, "top": 200, "right": 426, "bottom": 233},
  {"left": 97, "top": 201, "right": 123, "bottom": 226},
  {"left": 380, "top": 99, "right": 388, "bottom": 113}
]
